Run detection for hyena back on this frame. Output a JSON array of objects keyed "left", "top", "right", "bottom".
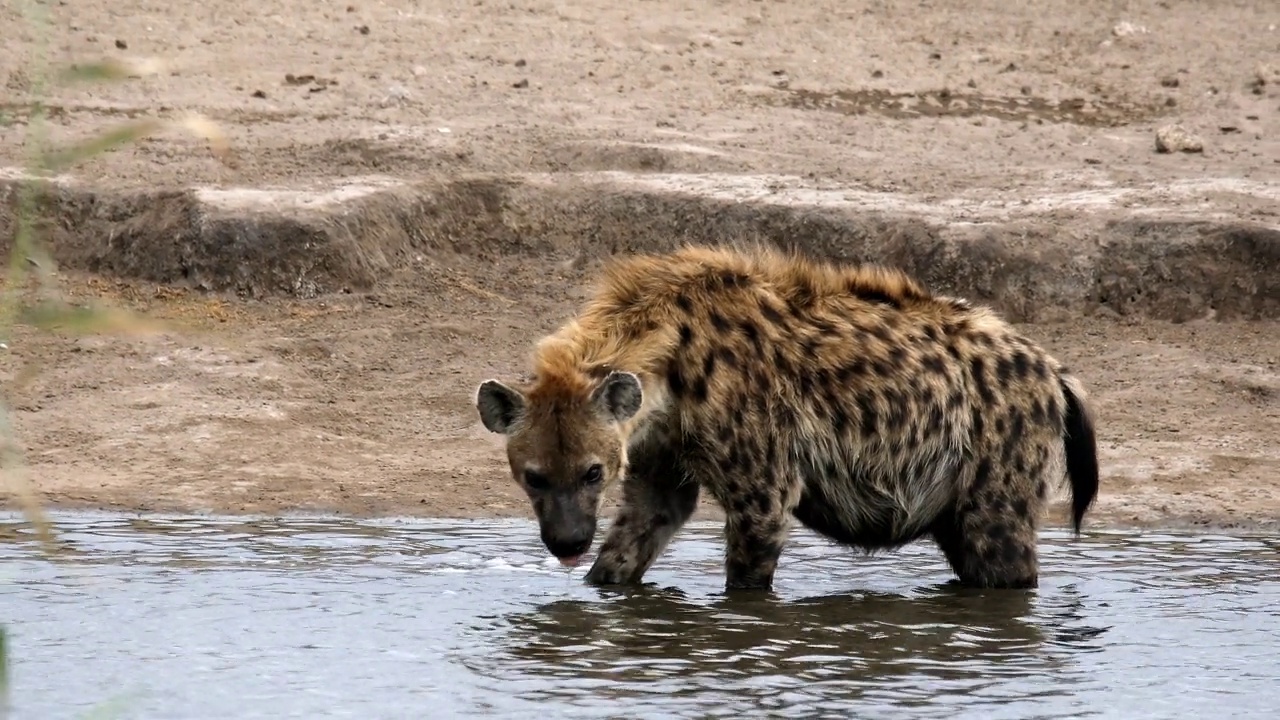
[{"left": 475, "top": 245, "right": 1099, "bottom": 591}]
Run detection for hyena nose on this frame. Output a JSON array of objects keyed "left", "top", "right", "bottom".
[{"left": 545, "top": 534, "right": 592, "bottom": 560}]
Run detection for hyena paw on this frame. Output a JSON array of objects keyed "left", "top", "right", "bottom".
[{"left": 584, "top": 555, "right": 634, "bottom": 586}]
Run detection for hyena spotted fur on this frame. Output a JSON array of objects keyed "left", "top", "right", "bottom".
[{"left": 475, "top": 245, "right": 1099, "bottom": 591}]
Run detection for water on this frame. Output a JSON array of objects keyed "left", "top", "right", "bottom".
[{"left": 3, "top": 512, "right": 1280, "bottom": 719}]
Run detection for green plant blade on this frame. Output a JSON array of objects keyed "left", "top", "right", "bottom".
[
  {"left": 57, "top": 59, "right": 163, "bottom": 84},
  {"left": 1, "top": 625, "right": 8, "bottom": 717},
  {"left": 38, "top": 115, "right": 230, "bottom": 171},
  {"left": 39, "top": 120, "right": 167, "bottom": 172},
  {"left": 16, "top": 300, "right": 162, "bottom": 336}
]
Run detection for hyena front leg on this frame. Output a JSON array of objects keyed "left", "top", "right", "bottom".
[{"left": 584, "top": 443, "right": 699, "bottom": 586}]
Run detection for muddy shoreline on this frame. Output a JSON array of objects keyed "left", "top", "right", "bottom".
[
  {"left": 5, "top": 173, "right": 1278, "bottom": 323},
  {"left": 1, "top": 175, "right": 1278, "bottom": 535}
]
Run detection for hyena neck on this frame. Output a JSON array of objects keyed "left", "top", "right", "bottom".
[{"left": 620, "top": 376, "right": 673, "bottom": 449}]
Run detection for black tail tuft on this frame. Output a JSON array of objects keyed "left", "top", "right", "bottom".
[{"left": 1060, "top": 376, "right": 1099, "bottom": 534}]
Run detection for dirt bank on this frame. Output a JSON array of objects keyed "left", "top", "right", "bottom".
[
  {"left": 1, "top": 0, "right": 1279, "bottom": 533},
  {"left": 5, "top": 172, "right": 1279, "bottom": 322}
]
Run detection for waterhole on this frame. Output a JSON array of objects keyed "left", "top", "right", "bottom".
[{"left": 3, "top": 512, "right": 1279, "bottom": 719}]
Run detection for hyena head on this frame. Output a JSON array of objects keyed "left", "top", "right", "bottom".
[{"left": 474, "top": 370, "right": 643, "bottom": 567}]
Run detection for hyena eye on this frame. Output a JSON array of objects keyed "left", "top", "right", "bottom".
[
  {"left": 581, "top": 464, "right": 604, "bottom": 486},
  {"left": 523, "top": 470, "right": 551, "bottom": 491}
]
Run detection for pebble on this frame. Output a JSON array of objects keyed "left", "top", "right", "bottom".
[
  {"left": 1251, "top": 63, "right": 1276, "bottom": 94},
  {"left": 1112, "top": 21, "right": 1148, "bottom": 37},
  {"left": 1155, "top": 124, "right": 1204, "bottom": 153},
  {"left": 380, "top": 85, "right": 410, "bottom": 106}
]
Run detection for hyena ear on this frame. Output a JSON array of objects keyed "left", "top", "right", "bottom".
[
  {"left": 475, "top": 380, "right": 527, "bottom": 434},
  {"left": 591, "top": 371, "right": 643, "bottom": 423}
]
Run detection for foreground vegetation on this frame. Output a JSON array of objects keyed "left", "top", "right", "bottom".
[{"left": 2, "top": 6, "right": 229, "bottom": 709}]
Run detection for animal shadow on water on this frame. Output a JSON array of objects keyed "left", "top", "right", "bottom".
[{"left": 490, "top": 581, "right": 1110, "bottom": 708}]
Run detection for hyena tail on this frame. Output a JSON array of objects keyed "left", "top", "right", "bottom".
[{"left": 1059, "top": 375, "right": 1099, "bottom": 534}]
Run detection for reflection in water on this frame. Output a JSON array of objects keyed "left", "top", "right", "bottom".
[
  {"left": 3, "top": 513, "right": 1280, "bottom": 720},
  {"left": 491, "top": 583, "right": 1105, "bottom": 715}
]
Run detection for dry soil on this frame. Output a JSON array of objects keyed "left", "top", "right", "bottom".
[{"left": 1, "top": 0, "right": 1279, "bottom": 534}]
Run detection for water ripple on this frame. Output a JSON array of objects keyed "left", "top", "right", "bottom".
[{"left": 2, "top": 512, "right": 1279, "bottom": 719}]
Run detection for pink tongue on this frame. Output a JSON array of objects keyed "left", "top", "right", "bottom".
[{"left": 558, "top": 555, "right": 583, "bottom": 568}]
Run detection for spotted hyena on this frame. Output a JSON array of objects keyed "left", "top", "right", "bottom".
[{"left": 475, "top": 245, "right": 1099, "bottom": 591}]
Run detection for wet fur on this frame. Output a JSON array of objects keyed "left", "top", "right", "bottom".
[{"left": 477, "top": 245, "right": 1100, "bottom": 591}]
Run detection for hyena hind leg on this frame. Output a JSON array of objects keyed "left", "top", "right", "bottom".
[
  {"left": 723, "top": 511, "right": 794, "bottom": 591},
  {"left": 584, "top": 445, "right": 699, "bottom": 586},
  {"left": 718, "top": 468, "right": 802, "bottom": 592},
  {"left": 930, "top": 462, "right": 1042, "bottom": 590}
]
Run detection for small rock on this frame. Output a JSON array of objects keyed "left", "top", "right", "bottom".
[
  {"left": 966, "top": 78, "right": 977, "bottom": 88},
  {"left": 1092, "top": 305, "right": 1122, "bottom": 321},
  {"left": 928, "top": 52, "right": 942, "bottom": 60},
  {"left": 1255, "top": 63, "right": 1277, "bottom": 87},
  {"left": 1160, "top": 76, "right": 1179, "bottom": 88},
  {"left": 1165, "top": 96, "right": 1178, "bottom": 107},
  {"left": 114, "top": 39, "right": 127, "bottom": 49},
  {"left": 380, "top": 85, "right": 410, "bottom": 106},
  {"left": 514, "top": 59, "right": 527, "bottom": 68},
  {"left": 1020, "top": 85, "right": 1032, "bottom": 95},
  {"left": 251, "top": 89, "right": 267, "bottom": 99},
  {"left": 1155, "top": 124, "right": 1204, "bottom": 153},
  {"left": 358, "top": 24, "right": 370, "bottom": 35},
  {"left": 1112, "top": 21, "right": 1148, "bottom": 37},
  {"left": 412, "top": 65, "right": 427, "bottom": 77},
  {"left": 512, "top": 78, "right": 529, "bottom": 89},
  {"left": 871, "top": 69, "right": 884, "bottom": 78},
  {"left": 5, "top": 69, "right": 32, "bottom": 91}
]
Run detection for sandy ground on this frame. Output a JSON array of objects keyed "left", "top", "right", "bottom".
[{"left": 2, "top": 0, "right": 1279, "bottom": 533}]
